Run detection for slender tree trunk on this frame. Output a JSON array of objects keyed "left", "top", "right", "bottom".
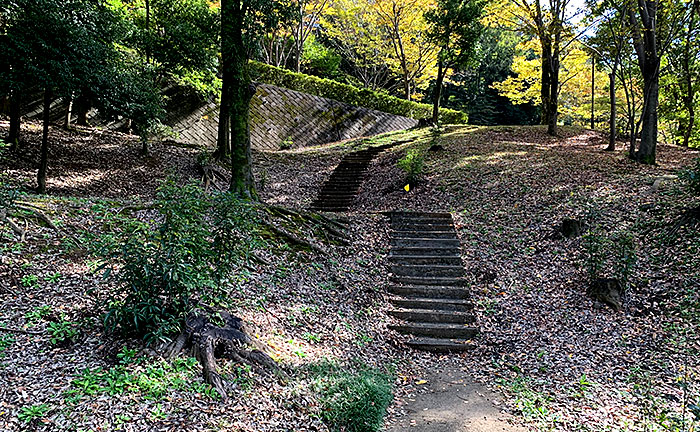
[
  {"left": 591, "top": 57, "right": 595, "bottom": 130},
  {"left": 63, "top": 94, "right": 73, "bottom": 129},
  {"left": 432, "top": 60, "right": 445, "bottom": 125},
  {"left": 215, "top": 75, "right": 232, "bottom": 159},
  {"left": 37, "top": 89, "right": 52, "bottom": 194},
  {"left": 606, "top": 70, "right": 616, "bottom": 151},
  {"left": 548, "top": 54, "right": 560, "bottom": 135},
  {"left": 8, "top": 91, "right": 21, "bottom": 152},
  {"left": 540, "top": 42, "right": 552, "bottom": 127}
]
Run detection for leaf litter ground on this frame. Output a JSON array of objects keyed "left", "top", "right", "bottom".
[{"left": 1, "top": 121, "right": 699, "bottom": 431}]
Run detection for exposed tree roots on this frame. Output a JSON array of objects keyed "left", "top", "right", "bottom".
[
  {"left": 264, "top": 205, "right": 350, "bottom": 248},
  {"left": 164, "top": 309, "right": 278, "bottom": 401}
]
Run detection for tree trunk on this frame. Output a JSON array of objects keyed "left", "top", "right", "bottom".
[
  {"left": 216, "top": 75, "right": 232, "bottom": 159},
  {"left": 541, "top": 40, "right": 559, "bottom": 135},
  {"left": 229, "top": 80, "right": 256, "bottom": 198},
  {"left": 75, "top": 94, "right": 90, "bottom": 126},
  {"left": 637, "top": 71, "right": 659, "bottom": 164},
  {"left": 221, "top": 0, "right": 256, "bottom": 198},
  {"left": 37, "top": 89, "right": 52, "bottom": 194},
  {"left": 432, "top": 60, "right": 445, "bottom": 125},
  {"left": 606, "top": 71, "right": 616, "bottom": 151},
  {"left": 590, "top": 57, "right": 595, "bottom": 130},
  {"left": 63, "top": 95, "right": 73, "bottom": 129},
  {"left": 548, "top": 54, "right": 559, "bottom": 135},
  {"left": 8, "top": 92, "right": 21, "bottom": 152}
]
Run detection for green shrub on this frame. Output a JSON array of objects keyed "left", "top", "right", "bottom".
[
  {"left": 398, "top": 149, "right": 425, "bottom": 186},
  {"left": 311, "top": 362, "right": 393, "bottom": 432},
  {"left": 103, "top": 179, "right": 261, "bottom": 344},
  {"left": 250, "top": 61, "right": 468, "bottom": 124},
  {"left": 679, "top": 157, "right": 700, "bottom": 195}
]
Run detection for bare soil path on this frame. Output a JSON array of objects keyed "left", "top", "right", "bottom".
[{"left": 387, "top": 366, "right": 527, "bottom": 432}]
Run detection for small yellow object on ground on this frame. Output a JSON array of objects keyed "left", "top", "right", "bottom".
[{"left": 404, "top": 184, "right": 410, "bottom": 191}]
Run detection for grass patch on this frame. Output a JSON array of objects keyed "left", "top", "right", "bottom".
[{"left": 308, "top": 360, "right": 393, "bottom": 432}]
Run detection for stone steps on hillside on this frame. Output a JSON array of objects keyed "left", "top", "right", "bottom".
[
  {"left": 386, "top": 211, "right": 478, "bottom": 352},
  {"left": 310, "top": 143, "right": 397, "bottom": 212},
  {"left": 388, "top": 296, "right": 473, "bottom": 312}
]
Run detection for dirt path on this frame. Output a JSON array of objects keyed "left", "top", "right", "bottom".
[{"left": 386, "top": 366, "right": 527, "bottom": 432}]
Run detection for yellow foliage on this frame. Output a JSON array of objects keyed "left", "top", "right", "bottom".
[{"left": 493, "top": 39, "right": 609, "bottom": 124}]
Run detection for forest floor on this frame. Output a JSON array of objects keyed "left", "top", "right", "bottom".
[{"left": 1, "top": 120, "right": 699, "bottom": 431}]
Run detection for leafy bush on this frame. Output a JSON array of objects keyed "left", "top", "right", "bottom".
[
  {"left": 104, "top": 179, "right": 261, "bottom": 343},
  {"left": 398, "top": 149, "right": 425, "bottom": 186},
  {"left": 302, "top": 36, "right": 342, "bottom": 80},
  {"left": 679, "top": 157, "right": 700, "bottom": 195},
  {"left": 311, "top": 361, "right": 393, "bottom": 432},
  {"left": 250, "top": 61, "right": 468, "bottom": 124}
]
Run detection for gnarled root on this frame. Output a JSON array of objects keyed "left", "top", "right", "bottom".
[{"left": 165, "top": 309, "right": 278, "bottom": 401}]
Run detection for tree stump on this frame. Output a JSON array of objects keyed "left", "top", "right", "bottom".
[
  {"left": 165, "top": 308, "right": 278, "bottom": 401},
  {"left": 587, "top": 278, "right": 622, "bottom": 311},
  {"left": 560, "top": 218, "right": 583, "bottom": 238}
]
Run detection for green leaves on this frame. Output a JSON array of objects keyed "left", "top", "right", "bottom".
[
  {"left": 398, "top": 149, "right": 425, "bottom": 186},
  {"left": 103, "top": 178, "right": 263, "bottom": 343}
]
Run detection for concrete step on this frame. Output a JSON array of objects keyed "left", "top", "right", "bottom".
[
  {"left": 390, "top": 238, "right": 460, "bottom": 248},
  {"left": 391, "top": 264, "right": 464, "bottom": 278},
  {"left": 391, "top": 221, "right": 455, "bottom": 231},
  {"left": 388, "top": 255, "right": 463, "bottom": 266},
  {"left": 317, "top": 191, "right": 357, "bottom": 197},
  {"left": 388, "top": 296, "right": 473, "bottom": 311},
  {"left": 391, "top": 212, "right": 452, "bottom": 220},
  {"left": 389, "top": 322, "right": 478, "bottom": 339},
  {"left": 310, "top": 205, "right": 349, "bottom": 212},
  {"left": 387, "top": 284, "right": 470, "bottom": 299},
  {"left": 405, "top": 337, "right": 476, "bottom": 352},
  {"left": 391, "top": 275, "right": 466, "bottom": 286},
  {"left": 324, "top": 180, "right": 364, "bottom": 186},
  {"left": 392, "top": 230, "right": 457, "bottom": 239},
  {"left": 388, "top": 308, "right": 476, "bottom": 324},
  {"left": 390, "top": 246, "right": 461, "bottom": 257}
]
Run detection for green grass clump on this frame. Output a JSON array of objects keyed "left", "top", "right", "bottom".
[{"left": 310, "top": 361, "right": 393, "bottom": 432}]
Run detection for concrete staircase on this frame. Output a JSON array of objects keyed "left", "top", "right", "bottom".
[
  {"left": 310, "top": 143, "right": 395, "bottom": 212},
  {"left": 387, "top": 211, "right": 478, "bottom": 352}
]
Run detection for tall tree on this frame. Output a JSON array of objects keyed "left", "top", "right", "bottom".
[
  {"left": 425, "top": 0, "right": 484, "bottom": 123},
  {"left": 321, "top": 0, "right": 397, "bottom": 91},
  {"left": 217, "top": 0, "right": 291, "bottom": 197},
  {"left": 662, "top": 0, "right": 699, "bottom": 148},
  {"left": 373, "top": 0, "right": 439, "bottom": 100},
  {"left": 627, "top": 0, "right": 692, "bottom": 162},
  {"left": 488, "top": 0, "right": 578, "bottom": 135}
]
